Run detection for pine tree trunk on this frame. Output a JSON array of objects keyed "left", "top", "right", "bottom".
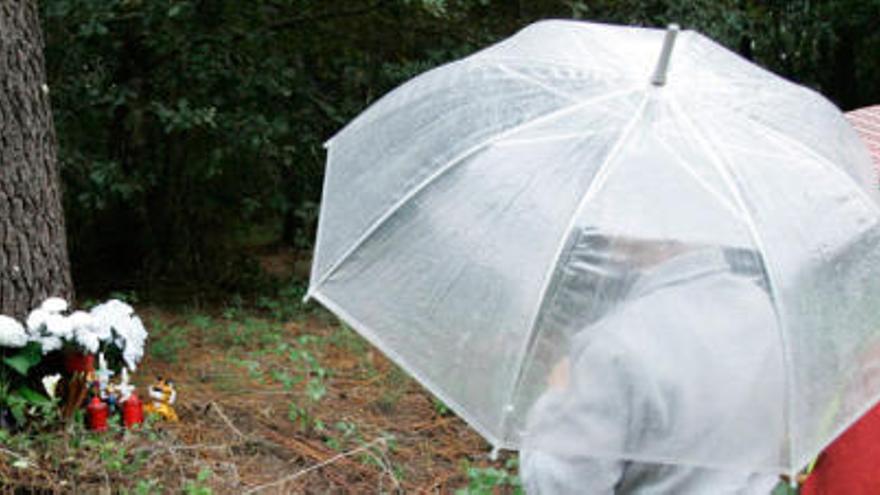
[{"left": 0, "top": 1, "right": 73, "bottom": 318}]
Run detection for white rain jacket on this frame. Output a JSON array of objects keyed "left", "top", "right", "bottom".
[{"left": 520, "top": 249, "right": 783, "bottom": 494}]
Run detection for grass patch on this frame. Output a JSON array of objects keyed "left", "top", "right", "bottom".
[
  {"left": 148, "top": 318, "right": 189, "bottom": 363},
  {"left": 457, "top": 458, "right": 523, "bottom": 495}
]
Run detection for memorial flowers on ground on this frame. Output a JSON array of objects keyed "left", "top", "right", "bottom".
[{"left": 0, "top": 297, "right": 151, "bottom": 429}]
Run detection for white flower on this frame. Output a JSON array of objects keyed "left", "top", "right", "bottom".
[
  {"left": 123, "top": 342, "right": 144, "bottom": 371},
  {"left": 119, "top": 316, "right": 147, "bottom": 370},
  {"left": 0, "top": 315, "right": 28, "bottom": 348},
  {"left": 44, "top": 313, "right": 73, "bottom": 339},
  {"left": 39, "top": 335, "right": 63, "bottom": 354},
  {"left": 68, "top": 311, "right": 100, "bottom": 353},
  {"left": 26, "top": 308, "right": 50, "bottom": 335},
  {"left": 40, "top": 297, "right": 68, "bottom": 314},
  {"left": 129, "top": 315, "right": 148, "bottom": 343},
  {"left": 42, "top": 374, "right": 62, "bottom": 399},
  {"left": 68, "top": 310, "right": 94, "bottom": 329},
  {"left": 88, "top": 299, "right": 147, "bottom": 370},
  {"left": 90, "top": 299, "right": 134, "bottom": 320},
  {"left": 74, "top": 326, "right": 100, "bottom": 354},
  {"left": 88, "top": 315, "right": 113, "bottom": 341},
  {"left": 89, "top": 299, "right": 134, "bottom": 342},
  {"left": 67, "top": 311, "right": 96, "bottom": 334}
]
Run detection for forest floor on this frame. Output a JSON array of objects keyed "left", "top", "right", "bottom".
[{"left": 0, "top": 251, "right": 522, "bottom": 494}]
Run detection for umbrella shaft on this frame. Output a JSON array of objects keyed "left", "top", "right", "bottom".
[{"left": 651, "top": 24, "right": 680, "bottom": 86}]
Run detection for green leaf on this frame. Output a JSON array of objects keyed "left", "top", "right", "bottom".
[
  {"left": 14, "top": 386, "right": 53, "bottom": 407},
  {"left": 2, "top": 343, "right": 43, "bottom": 376},
  {"left": 9, "top": 403, "right": 25, "bottom": 424},
  {"left": 197, "top": 468, "right": 212, "bottom": 482}
]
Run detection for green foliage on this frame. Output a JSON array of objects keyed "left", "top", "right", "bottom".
[
  {"left": 2, "top": 343, "right": 43, "bottom": 376},
  {"left": 189, "top": 314, "right": 214, "bottom": 332},
  {"left": 0, "top": 343, "right": 58, "bottom": 426},
  {"left": 457, "top": 457, "right": 523, "bottom": 495},
  {"left": 85, "top": 436, "right": 129, "bottom": 472},
  {"left": 184, "top": 468, "right": 214, "bottom": 495},
  {"left": 328, "top": 324, "right": 368, "bottom": 355},
  {"left": 109, "top": 290, "right": 140, "bottom": 304},
  {"left": 280, "top": 334, "right": 330, "bottom": 405},
  {"left": 269, "top": 369, "right": 298, "bottom": 390},
  {"left": 287, "top": 400, "right": 319, "bottom": 432},
  {"left": 41, "top": 0, "right": 879, "bottom": 294},
  {"left": 255, "top": 281, "right": 314, "bottom": 321},
  {"left": 432, "top": 397, "right": 452, "bottom": 417},
  {"left": 43, "top": 0, "right": 322, "bottom": 288},
  {"left": 197, "top": 306, "right": 333, "bottom": 432},
  {"left": 0, "top": 383, "right": 57, "bottom": 425},
  {"left": 324, "top": 420, "right": 360, "bottom": 451},
  {"left": 771, "top": 482, "right": 797, "bottom": 495},
  {"left": 128, "top": 479, "right": 162, "bottom": 495},
  {"left": 147, "top": 318, "right": 187, "bottom": 363},
  {"left": 374, "top": 365, "right": 411, "bottom": 414},
  {"left": 4, "top": 418, "right": 151, "bottom": 480}
]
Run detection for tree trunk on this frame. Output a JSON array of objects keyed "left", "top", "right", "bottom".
[{"left": 0, "top": 1, "right": 73, "bottom": 318}]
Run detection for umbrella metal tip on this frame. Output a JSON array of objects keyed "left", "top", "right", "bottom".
[{"left": 651, "top": 23, "right": 681, "bottom": 86}]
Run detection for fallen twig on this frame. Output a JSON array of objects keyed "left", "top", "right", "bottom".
[
  {"left": 360, "top": 442, "right": 402, "bottom": 493},
  {"left": 209, "top": 401, "right": 245, "bottom": 439},
  {"left": 0, "top": 446, "right": 27, "bottom": 460},
  {"left": 243, "top": 436, "right": 388, "bottom": 494},
  {"left": 134, "top": 443, "right": 230, "bottom": 455}
]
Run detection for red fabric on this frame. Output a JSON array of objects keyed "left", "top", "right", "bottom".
[
  {"left": 801, "top": 403, "right": 880, "bottom": 495},
  {"left": 846, "top": 105, "right": 880, "bottom": 175}
]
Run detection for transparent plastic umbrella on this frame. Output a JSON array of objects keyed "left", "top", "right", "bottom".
[{"left": 306, "top": 20, "right": 880, "bottom": 476}]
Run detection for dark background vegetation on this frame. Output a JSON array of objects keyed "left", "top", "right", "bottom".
[{"left": 41, "top": 0, "right": 880, "bottom": 298}]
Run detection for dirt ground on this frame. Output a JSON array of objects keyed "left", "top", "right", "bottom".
[
  {"left": 0, "top": 249, "right": 524, "bottom": 493},
  {"left": 138, "top": 310, "right": 502, "bottom": 493},
  {"left": 0, "top": 306, "right": 519, "bottom": 494}
]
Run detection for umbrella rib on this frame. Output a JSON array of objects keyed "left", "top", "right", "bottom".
[
  {"left": 737, "top": 114, "right": 880, "bottom": 216},
  {"left": 495, "top": 63, "right": 581, "bottom": 103},
  {"left": 495, "top": 129, "right": 603, "bottom": 148},
  {"left": 477, "top": 55, "right": 627, "bottom": 79},
  {"left": 652, "top": 135, "right": 746, "bottom": 220},
  {"left": 497, "top": 90, "right": 651, "bottom": 444},
  {"left": 668, "top": 95, "right": 798, "bottom": 474},
  {"left": 309, "top": 86, "right": 642, "bottom": 293},
  {"left": 704, "top": 100, "right": 880, "bottom": 203}
]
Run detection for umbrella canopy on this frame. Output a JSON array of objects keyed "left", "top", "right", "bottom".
[
  {"left": 846, "top": 105, "right": 880, "bottom": 172},
  {"left": 307, "top": 20, "right": 880, "bottom": 476}
]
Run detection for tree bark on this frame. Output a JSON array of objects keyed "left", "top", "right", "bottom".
[{"left": 0, "top": 1, "right": 73, "bottom": 318}]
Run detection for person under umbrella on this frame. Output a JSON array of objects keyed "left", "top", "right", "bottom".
[{"left": 519, "top": 238, "right": 782, "bottom": 494}]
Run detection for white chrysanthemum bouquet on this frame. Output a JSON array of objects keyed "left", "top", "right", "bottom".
[
  {"left": 22, "top": 298, "right": 148, "bottom": 371},
  {"left": 1, "top": 297, "right": 149, "bottom": 427}
]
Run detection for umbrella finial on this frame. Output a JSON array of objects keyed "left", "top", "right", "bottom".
[{"left": 651, "top": 24, "right": 680, "bottom": 86}]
